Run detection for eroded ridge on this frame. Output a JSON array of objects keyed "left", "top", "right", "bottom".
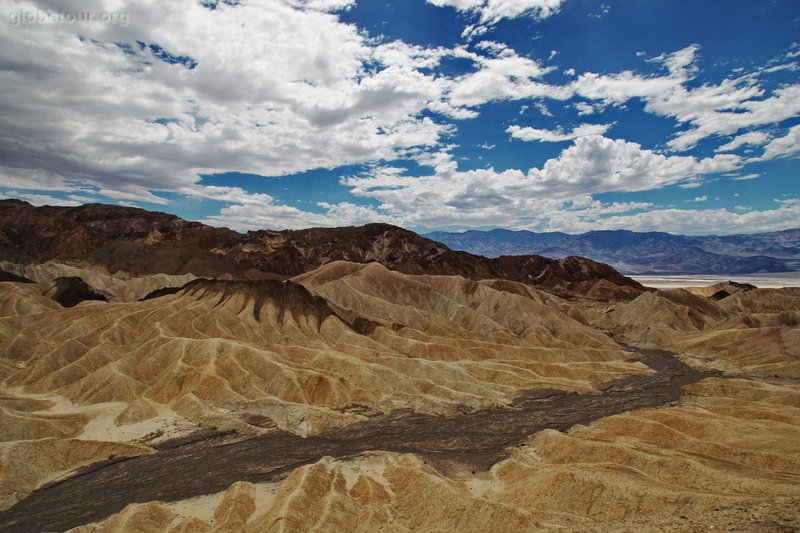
[{"left": 0, "top": 347, "right": 709, "bottom": 533}]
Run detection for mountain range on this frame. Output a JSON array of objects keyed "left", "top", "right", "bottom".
[
  {"left": 0, "top": 200, "right": 642, "bottom": 301},
  {"left": 426, "top": 228, "right": 800, "bottom": 274}
]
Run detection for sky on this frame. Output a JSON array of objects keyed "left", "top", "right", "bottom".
[{"left": 0, "top": 0, "right": 799, "bottom": 235}]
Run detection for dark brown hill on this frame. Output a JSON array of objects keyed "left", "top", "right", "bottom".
[
  {"left": 0, "top": 270, "right": 33, "bottom": 283},
  {"left": 0, "top": 200, "right": 643, "bottom": 294},
  {"left": 45, "top": 277, "right": 109, "bottom": 308},
  {"left": 0, "top": 199, "right": 242, "bottom": 277}
]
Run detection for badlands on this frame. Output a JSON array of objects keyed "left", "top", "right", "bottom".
[{"left": 0, "top": 200, "right": 798, "bottom": 532}]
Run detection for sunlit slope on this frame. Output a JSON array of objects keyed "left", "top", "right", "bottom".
[
  {"left": 69, "top": 377, "right": 800, "bottom": 533},
  {"left": 1, "top": 264, "right": 642, "bottom": 434},
  {"left": 589, "top": 287, "right": 800, "bottom": 377}
]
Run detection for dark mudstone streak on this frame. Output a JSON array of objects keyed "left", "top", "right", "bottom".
[
  {"left": 0, "top": 271, "right": 34, "bottom": 283},
  {"left": 48, "top": 277, "right": 108, "bottom": 308},
  {"left": 0, "top": 347, "right": 709, "bottom": 533}
]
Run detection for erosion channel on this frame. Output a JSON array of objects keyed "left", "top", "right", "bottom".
[{"left": 0, "top": 346, "right": 712, "bottom": 532}]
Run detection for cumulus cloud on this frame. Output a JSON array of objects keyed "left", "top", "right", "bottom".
[
  {"left": 0, "top": 0, "right": 578, "bottom": 210},
  {"left": 0, "top": 0, "right": 456, "bottom": 203},
  {"left": 544, "top": 202, "right": 800, "bottom": 235},
  {"left": 496, "top": 42, "right": 800, "bottom": 159},
  {"left": 445, "top": 42, "right": 566, "bottom": 108},
  {"left": 336, "top": 135, "right": 742, "bottom": 228},
  {"left": 573, "top": 101, "right": 598, "bottom": 115},
  {"left": 507, "top": 123, "right": 611, "bottom": 142},
  {"left": 192, "top": 184, "right": 401, "bottom": 231},
  {"left": 203, "top": 200, "right": 394, "bottom": 231},
  {"left": 533, "top": 102, "right": 554, "bottom": 116},
  {"left": 1, "top": 4, "right": 796, "bottom": 235}
]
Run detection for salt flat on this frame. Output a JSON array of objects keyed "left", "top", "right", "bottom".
[{"left": 632, "top": 272, "right": 800, "bottom": 289}]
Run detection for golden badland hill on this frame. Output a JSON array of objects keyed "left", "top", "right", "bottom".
[{"left": 0, "top": 202, "right": 798, "bottom": 532}]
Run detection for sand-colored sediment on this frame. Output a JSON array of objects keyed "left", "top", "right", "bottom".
[
  {"left": 2, "top": 262, "right": 799, "bottom": 530},
  {"left": 588, "top": 286, "right": 800, "bottom": 378},
  {"left": 0, "top": 263, "right": 647, "bottom": 511},
  {"left": 0, "top": 260, "right": 196, "bottom": 302},
  {"left": 66, "top": 377, "right": 800, "bottom": 532},
  {"left": 1, "top": 263, "right": 644, "bottom": 440}
]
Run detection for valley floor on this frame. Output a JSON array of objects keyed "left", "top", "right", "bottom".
[{"left": 632, "top": 272, "right": 800, "bottom": 289}]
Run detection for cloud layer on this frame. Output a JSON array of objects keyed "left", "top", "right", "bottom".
[{"left": 0, "top": 0, "right": 798, "bottom": 233}]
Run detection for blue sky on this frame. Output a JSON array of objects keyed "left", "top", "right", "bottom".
[{"left": 0, "top": 0, "right": 799, "bottom": 234}]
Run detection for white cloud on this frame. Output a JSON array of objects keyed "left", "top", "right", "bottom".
[
  {"left": 284, "top": 0, "right": 357, "bottom": 11},
  {"left": 588, "top": 3, "right": 610, "bottom": 18},
  {"left": 754, "top": 124, "right": 800, "bottom": 161},
  {"left": 0, "top": 0, "right": 456, "bottom": 203},
  {"left": 730, "top": 173, "right": 760, "bottom": 181},
  {"left": 650, "top": 44, "right": 701, "bottom": 77},
  {"left": 758, "top": 62, "right": 799, "bottom": 74},
  {"left": 573, "top": 69, "right": 681, "bottom": 104},
  {"left": 529, "top": 136, "right": 739, "bottom": 195},
  {"left": 572, "top": 45, "right": 700, "bottom": 106},
  {"left": 564, "top": 197, "right": 652, "bottom": 214},
  {"left": 716, "top": 131, "right": 771, "bottom": 152},
  {"left": 476, "top": 0, "right": 564, "bottom": 23},
  {"left": 573, "top": 101, "right": 598, "bottom": 115},
  {"left": 663, "top": 84, "right": 800, "bottom": 151},
  {"left": 1, "top": 5, "right": 797, "bottom": 236},
  {"left": 533, "top": 102, "right": 554, "bottom": 116},
  {"left": 337, "top": 135, "right": 741, "bottom": 228},
  {"left": 569, "top": 45, "right": 800, "bottom": 152},
  {"left": 544, "top": 202, "right": 800, "bottom": 235},
  {"left": 427, "top": 0, "right": 564, "bottom": 38},
  {"left": 193, "top": 133, "right": 747, "bottom": 232},
  {"left": 203, "top": 200, "right": 394, "bottom": 231},
  {"left": 179, "top": 185, "right": 277, "bottom": 206},
  {"left": 0, "top": 1, "right": 589, "bottom": 205},
  {"left": 446, "top": 43, "right": 565, "bottom": 108},
  {"left": 67, "top": 194, "right": 101, "bottom": 203},
  {"left": 193, "top": 182, "right": 400, "bottom": 230},
  {"left": 1, "top": 191, "right": 81, "bottom": 207},
  {"left": 507, "top": 123, "right": 611, "bottom": 142},
  {"left": 0, "top": 168, "right": 79, "bottom": 192},
  {"left": 686, "top": 195, "right": 707, "bottom": 203},
  {"left": 97, "top": 187, "right": 169, "bottom": 205}
]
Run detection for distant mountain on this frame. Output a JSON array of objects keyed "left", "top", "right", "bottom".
[
  {"left": 0, "top": 200, "right": 643, "bottom": 297},
  {"left": 425, "top": 228, "right": 800, "bottom": 275}
]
